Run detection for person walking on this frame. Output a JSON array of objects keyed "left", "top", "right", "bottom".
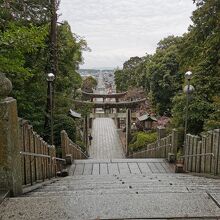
[{"left": 89, "top": 133, "right": 93, "bottom": 145}]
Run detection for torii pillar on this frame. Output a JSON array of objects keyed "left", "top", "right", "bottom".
[
  {"left": 125, "top": 109, "right": 131, "bottom": 156},
  {"left": 116, "top": 98, "right": 120, "bottom": 128}
]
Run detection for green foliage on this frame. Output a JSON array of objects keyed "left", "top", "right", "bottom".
[
  {"left": 0, "top": 0, "right": 51, "bottom": 28},
  {"left": 114, "top": 36, "right": 182, "bottom": 115},
  {"left": 81, "top": 76, "right": 97, "bottom": 93},
  {"left": 148, "top": 37, "right": 182, "bottom": 115},
  {"left": 0, "top": 2, "right": 86, "bottom": 147},
  {"left": 129, "top": 132, "right": 157, "bottom": 152},
  {"left": 0, "top": 23, "right": 48, "bottom": 76},
  {"left": 172, "top": 93, "right": 213, "bottom": 134},
  {"left": 77, "top": 103, "right": 94, "bottom": 118},
  {"left": 115, "top": 1, "right": 220, "bottom": 134},
  {"left": 114, "top": 69, "right": 128, "bottom": 92},
  {"left": 53, "top": 114, "right": 76, "bottom": 146},
  {"left": 204, "top": 97, "right": 220, "bottom": 130},
  {"left": 114, "top": 56, "right": 146, "bottom": 92},
  {"left": 171, "top": 0, "right": 220, "bottom": 134}
]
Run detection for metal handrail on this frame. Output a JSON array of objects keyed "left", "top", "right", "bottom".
[
  {"left": 180, "top": 153, "right": 214, "bottom": 158},
  {"left": 20, "top": 151, "right": 51, "bottom": 158},
  {"left": 128, "top": 143, "right": 172, "bottom": 158},
  {"left": 20, "top": 151, "right": 66, "bottom": 187},
  {"left": 69, "top": 141, "right": 88, "bottom": 158},
  {"left": 53, "top": 157, "right": 66, "bottom": 162},
  {"left": 20, "top": 151, "right": 66, "bottom": 161}
]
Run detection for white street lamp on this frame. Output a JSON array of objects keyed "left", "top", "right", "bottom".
[
  {"left": 183, "top": 85, "right": 195, "bottom": 94},
  {"left": 47, "top": 73, "right": 55, "bottom": 82},
  {"left": 185, "top": 71, "right": 193, "bottom": 80}
]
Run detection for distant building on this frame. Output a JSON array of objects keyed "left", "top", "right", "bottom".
[{"left": 137, "top": 114, "right": 157, "bottom": 130}]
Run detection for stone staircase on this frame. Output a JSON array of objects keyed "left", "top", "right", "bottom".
[{"left": 1, "top": 159, "right": 220, "bottom": 219}]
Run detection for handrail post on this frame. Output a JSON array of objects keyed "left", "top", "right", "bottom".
[{"left": 0, "top": 73, "right": 22, "bottom": 196}]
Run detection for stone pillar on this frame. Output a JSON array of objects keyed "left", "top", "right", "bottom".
[
  {"left": 0, "top": 73, "right": 22, "bottom": 196},
  {"left": 171, "top": 129, "right": 179, "bottom": 155},
  {"left": 116, "top": 98, "right": 120, "bottom": 129},
  {"left": 61, "top": 130, "right": 66, "bottom": 158},
  {"left": 125, "top": 109, "right": 131, "bottom": 156},
  {"left": 89, "top": 117, "right": 92, "bottom": 129},
  {"left": 157, "top": 126, "right": 166, "bottom": 140},
  {"left": 83, "top": 115, "right": 89, "bottom": 152}
]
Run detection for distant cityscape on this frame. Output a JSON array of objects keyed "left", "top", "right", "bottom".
[
  {"left": 79, "top": 69, "right": 116, "bottom": 92},
  {"left": 78, "top": 69, "right": 115, "bottom": 76}
]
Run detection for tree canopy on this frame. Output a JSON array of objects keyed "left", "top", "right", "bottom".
[
  {"left": 0, "top": 0, "right": 87, "bottom": 146},
  {"left": 114, "top": 0, "right": 220, "bottom": 134}
]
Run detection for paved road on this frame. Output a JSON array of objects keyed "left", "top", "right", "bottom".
[{"left": 89, "top": 118, "right": 125, "bottom": 159}]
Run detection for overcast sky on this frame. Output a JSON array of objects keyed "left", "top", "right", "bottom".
[{"left": 59, "top": 0, "right": 196, "bottom": 69}]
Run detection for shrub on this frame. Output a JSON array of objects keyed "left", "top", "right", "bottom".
[{"left": 129, "top": 131, "right": 157, "bottom": 152}]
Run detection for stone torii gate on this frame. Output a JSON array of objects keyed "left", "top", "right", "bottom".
[{"left": 74, "top": 97, "right": 146, "bottom": 155}]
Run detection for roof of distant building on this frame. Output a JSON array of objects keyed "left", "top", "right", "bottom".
[
  {"left": 138, "top": 114, "right": 157, "bottom": 122},
  {"left": 69, "top": 109, "right": 81, "bottom": 118}
]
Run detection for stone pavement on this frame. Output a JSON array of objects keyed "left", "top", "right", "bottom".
[
  {"left": 1, "top": 167, "right": 220, "bottom": 219},
  {"left": 89, "top": 118, "right": 125, "bottom": 159},
  {"left": 69, "top": 159, "right": 175, "bottom": 175}
]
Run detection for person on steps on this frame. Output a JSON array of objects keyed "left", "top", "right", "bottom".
[{"left": 89, "top": 134, "right": 93, "bottom": 145}]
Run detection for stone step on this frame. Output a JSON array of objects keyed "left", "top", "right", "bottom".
[
  {"left": 57, "top": 174, "right": 220, "bottom": 183},
  {"left": 26, "top": 185, "right": 220, "bottom": 198},
  {"left": 54, "top": 175, "right": 220, "bottom": 187},
  {"left": 69, "top": 160, "right": 176, "bottom": 176},
  {"left": 25, "top": 187, "right": 189, "bottom": 197},
  {"left": 26, "top": 173, "right": 220, "bottom": 196},
  {"left": 62, "top": 172, "right": 215, "bottom": 180},
  {"left": 30, "top": 183, "right": 220, "bottom": 194},
  {"left": 1, "top": 193, "right": 220, "bottom": 219},
  {"left": 74, "top": 158, "right": 168, "bottom": 163},
  {"left": 45, "top": 177, "right": 220, "bottom": 187}
]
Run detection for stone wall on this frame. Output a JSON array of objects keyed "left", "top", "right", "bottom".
[
  {"left": 19, "top": 119, "right": 58, "bottom": 186},
  {"left": 0, "top": 73, "right": 65, "bottom": 196},
  {"left": 184, "top": 129, "right": 220, "bottom": 175},
  {"left": 0, "top": 97, "right": 22, "bottom": 196}
]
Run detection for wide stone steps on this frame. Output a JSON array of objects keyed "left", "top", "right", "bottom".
[
  {"left": 69, "top": 159, "right": 175, "bottom": 175},
  {"left": 1, "top": 159, "right": 220, "bottom": 219},
  {"left": 25, "top": 173, "right": 220, "bottom": 197},
  {"left": 1, "top": 192, "right": 220, "bottom": 219}
]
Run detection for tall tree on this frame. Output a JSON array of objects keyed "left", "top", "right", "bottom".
[
  {"left": 0, "top": 1, "right": 87, "bottom": 146},
  {"left": 172, "top": 0, "right": 220, "bottom": 133}
]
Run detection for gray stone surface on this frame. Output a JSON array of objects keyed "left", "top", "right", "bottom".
[
  {"left": 0, "top": 191, "right": 9, "bottom": 204},
  {"left": 70, "top": 160, "right": 175, "bottom": 175},
  {"left": 89, "top": 118, "right": 125, "bottom": 159},
  {"left": 210, "top": 193, "right": 220, "bottom": 207},
  {"left": 0, "top": 97, "right": 22, "bottom": 196},
  {"left": 1, "top": 168, "right": 220, "bottom": 219},
  {"left": 1, "top": 193, "right": 220, "bottom": 219}
]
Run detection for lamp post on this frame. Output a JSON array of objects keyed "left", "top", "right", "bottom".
[
  {"left": 47, "top": 73, "right": 55, "bottom": 145},
  {"left": 183, "top": 71, "right": 195, "bottom": 146}
]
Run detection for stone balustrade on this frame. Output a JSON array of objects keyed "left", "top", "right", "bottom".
[
  {"left": 61, "top": 130, "right": 88, "bottom": 164},
  {"left": 19, "top": 119, "right": 64, "bottom": 186},
  {"left": 128, "top": 128, "right": 178, "bottom": 160},
  {"left": 184, "top": 129, "right": 220, "bottom": 175},
  {"left": 0, "top": 73, "right": 65, "bottom": 196}
]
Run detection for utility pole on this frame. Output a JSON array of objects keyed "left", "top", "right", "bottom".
[
  {"left": 50, "top": 0, "right": 58, "bottom": 76},
  {"left": 44, "top": 0, "right": 58, "bottom": 144}
]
